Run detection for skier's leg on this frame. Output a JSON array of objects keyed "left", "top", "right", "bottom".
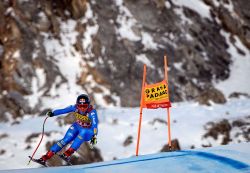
[
  {"left": 62, "top": 128, "right": 93, "bottom": 158},
  {"left": 40, "top": 123, "right": 78, "bottom": 161},
  {"left": 71, "top": 128, "right": 93, "bottom": 150}
]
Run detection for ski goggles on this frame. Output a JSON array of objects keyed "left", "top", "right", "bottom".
[{"left": 77, "top": 103, "right": 89, "bottom": 109}]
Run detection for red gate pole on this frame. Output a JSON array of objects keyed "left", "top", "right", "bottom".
[
  {"left": 164, "top": 55, "right": 172, "bottom": 149},
  {"left": 136, "top": 65, "right": 147, "bottom": 156}
]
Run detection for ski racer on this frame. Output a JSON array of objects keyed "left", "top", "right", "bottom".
[{"left": 36, "top": 94, "right": 98, "bottom": 165}]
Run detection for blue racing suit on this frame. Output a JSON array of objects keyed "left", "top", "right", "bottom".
[{"left": 49, "top": 104, "right": 98, "bottom": 153}]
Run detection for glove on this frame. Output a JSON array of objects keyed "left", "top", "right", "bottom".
[
  {"left": 90, "top": 135, "right": 97, "bottom": 145},
  {"left": 46, "top": 110, "right": 54, "bottom": 117}
]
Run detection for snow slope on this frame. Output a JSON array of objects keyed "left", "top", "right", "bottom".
[
  {"left": 0, "top": 142, "right": 249, "bottom": 173},
  {"left": 0, "top": 97, "right": 249, "bottom": 170}
]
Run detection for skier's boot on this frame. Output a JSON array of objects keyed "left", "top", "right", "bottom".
[
  {"left": 28, "top": 156, "right": 47, "bottom": 167},
  {"left": 29, "top": 150, "right": 54, "bottom": 167},
  {"left": 59, "top": 148, "right": 75, "bottom": 164},
  {"left": 39, "top": 150, "right": 55, "bottom": 165}
]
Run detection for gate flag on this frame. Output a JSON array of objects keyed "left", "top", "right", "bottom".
[{"left": 142, "top": 80, "right": 171, "bottom": 109}]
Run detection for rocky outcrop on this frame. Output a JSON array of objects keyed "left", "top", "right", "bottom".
[
  {"left": 70, "top": 143, "right": 103, "bottom": 165},
  {"left": 0, "top": 0, "right": 250, "bottom": 120},
  {"left": 123, "top": 135, "right": 133, "bottom": 147},
  {"left": 90, "top": 0, "right": 234, "bottom": 106},
  {"left": 0, "top": 1, "right": 70, "bottom": 120},
  {"left": 204, "top": 0, "right": 250, "bottom": 49},
  {"left": 202, "top": 116, "right": 250, "bottom": 146},
  {"left": 195, "top": 88, "right": 226, "bottom": 106},
  {"left": 160, "top": 139, "right": 181, "bottom": 152}
]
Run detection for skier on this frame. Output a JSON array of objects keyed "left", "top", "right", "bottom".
[{"left": 35, "top": 94, "right": 98, "bottom": 165}]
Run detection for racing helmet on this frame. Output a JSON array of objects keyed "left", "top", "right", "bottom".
[{"left": 76, "top": 94, "right": 90, "bottom": 112}]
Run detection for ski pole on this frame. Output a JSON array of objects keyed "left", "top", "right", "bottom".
[{"left": 27, "top": 116, "right": 49, "bottom": 165}]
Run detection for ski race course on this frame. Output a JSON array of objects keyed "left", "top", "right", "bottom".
[{"left": 1, "top": 142, "right": 249, "bottom": 173}]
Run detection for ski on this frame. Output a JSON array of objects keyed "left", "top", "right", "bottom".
[
  {"left": 57, "top": 154, "right": 73, "bottom": 166},
  {"left": 28, "top": 156, "right": 48, "bottom": 167}
]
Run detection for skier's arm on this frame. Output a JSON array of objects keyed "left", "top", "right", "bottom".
[
  {"left": 89, "top": 109, "right": 98, "bottom": 135},
  {"left": 52, "top": 105, "right": 76, "bottom": 116}
]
